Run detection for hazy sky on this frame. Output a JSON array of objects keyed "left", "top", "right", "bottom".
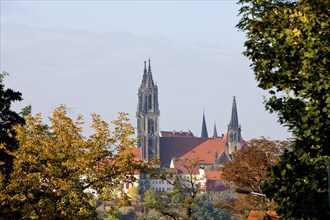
[{"left": 1, "top": 0, "right": 290, "bottom": 140}]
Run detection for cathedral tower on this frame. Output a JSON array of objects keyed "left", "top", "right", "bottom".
[
  {"left": 227, "top": 96, "right": 242, "bottom": 154},
  {"left": 137, "top": 59, "right": 160, "bottom": 162}
]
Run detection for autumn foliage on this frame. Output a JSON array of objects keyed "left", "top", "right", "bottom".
[
  {"left": 221, "top": 138, "right": 290, "bottom": 217},
  {"left": 0, "top": 105, "right": 146, "bottom": 219}
]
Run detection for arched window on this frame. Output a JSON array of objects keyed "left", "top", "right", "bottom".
[{"left": 148, "top": 94, "right": 152, "bottom": 110}]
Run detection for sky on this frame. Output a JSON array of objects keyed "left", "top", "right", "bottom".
[{"left": 1, "top": 0, "right": 291, "bottom": 140}]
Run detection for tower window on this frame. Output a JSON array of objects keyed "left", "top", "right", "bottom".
[{"left": 148, "top": 94, "right": 152, "bottom": 110}]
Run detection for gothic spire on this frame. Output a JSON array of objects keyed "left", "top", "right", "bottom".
[
  {"left": 148, "top": 58, "right": 152, "bottom": 74},
  {"left": 227, "top": 96, "right": 242, "bottom": 155},
  {"left": 145, "top": 58, "right": 154, "bottom": 87},
  {"left": 201, "top": 110, "right": 208, "bottom": 138},
  {"left": 229, "top": 96, "right": 239, "bottom": 129},
  {"left": 144, "top": 60, "right": 147, "bottom": 74},
  {"left": 142, "top": 60, "right": 147, "bottom": 84},
  {"left": 213, "top": 121, "right": 218, "bottom": 138}
]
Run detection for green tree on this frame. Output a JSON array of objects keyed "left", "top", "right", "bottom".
[
  {"left": 144, "top": 189, "right": 229, "bottom": 220},
  {"left": 1, "top": 106, "right": 146, "bottom": 219},
  {"left": 237, "top": 0, "right": 330, "bottom": 218},
  {"left": 192, "top": 194, "right": 229, "bottom": 220},
  {"left": 0, "top": 72, "right": 25, "bottom": 179},
  {"left": 0, "top": 72, "right": 25, "bottom": 218},
  {"left": 144, "top": 189, "right": 173, "bottom": 219},
  {"left": 144, "top": 159, "right": 204, "bottom": 220}
]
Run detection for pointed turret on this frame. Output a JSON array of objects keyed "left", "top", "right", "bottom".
[
  {"left": 227, "top": 96, "right": 242, "bottom": 154},
  {"left": 145, "top": 58, "right": 155, "bottom": 87},
  {"left": 213, "top": 121, "right": 218, "bottom": 138},
  {"left": 141, "top": 61, "right": 147, "bottom": 86},
  {"left": 201, "top": 111, "right": 208, "bottom": 138},
  {"left": 144, "top": 60, "right": 147, "bottom": 75},
  {"left": 229, "top": 96, "right": 239, "bottom": 129},
  {"left": 148, "top": 58, "right": 152, "bottom": 73}
]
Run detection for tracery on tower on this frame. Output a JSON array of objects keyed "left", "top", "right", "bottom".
[{"left": 136, "top": 59, "right": 160, "bottom": 162}]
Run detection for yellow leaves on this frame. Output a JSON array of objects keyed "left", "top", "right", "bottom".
[
  {"left": 290, "top": 9, "right": 302, "bottom": 19},
  {"left": 127, "top": 186, "right": 139, "bottom": 202},
  {"left": 300, "top": 14, "right": 308, "bottom": 23},
  {"left": 27, "top": 192, "right": 34, "bottom": 200},
  {"left": 4, "top": 105, "right": 144, "bottom": 218},
  {"left": 292, "top": 28, "right": 301, "bottom": 37}
]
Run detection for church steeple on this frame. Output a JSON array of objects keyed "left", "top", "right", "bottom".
[
  {"left": 213, "top": 121, "right": 218, "bottom": 138},
  {"left": 227, "top": 96, "right": 242, "bottom": 154},
  {"left": 137, "top": 59, "right": 160, "bottom": 162},
  {"left": 201, "top": 111, "right": 208, "bottom": 138},
  {"left": 229, "top": 96, "right": 239, "bottom": 129}
]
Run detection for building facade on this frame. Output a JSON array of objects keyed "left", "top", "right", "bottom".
[
  {"left": 136, "top": 59, "right": 160, "bottom": 162},
  {"left": 135, "top": 59, "right": 246, "bottom": 194}
]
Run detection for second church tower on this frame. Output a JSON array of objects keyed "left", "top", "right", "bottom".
[{"left": 136, "top": 59, "right": 160, "bottom": 162}]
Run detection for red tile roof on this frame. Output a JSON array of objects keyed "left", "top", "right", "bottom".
[
  {"left": 205, "top": 170, "right": 223, "bottom": 181},
  {"left": 160, "top": 137, "right": 208, "bottom": 166},
  {"left": 171, "top": 158, "right": 200, "bottom": 175},
  {"left": 178, "top": 138, "right": 227, "bottom": 165}
]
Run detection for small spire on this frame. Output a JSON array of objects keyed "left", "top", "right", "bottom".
[
  {"left": 213, "top": 121, "right": 218, "bottom": 138},
  {"left": 141, "top": 60, "right": 147, "bottom": 85},
  {"left": 148, "top": 58, "right": 152, "bottom": 73},
  {"left": 144, "top": 60, "right": 147, "bottom": 74},
  {"left": 201, "top": 110, "right": 208, "bottom": 138},
  {"left": 229, "top": 96, "right": 239, "bottom": 129}
]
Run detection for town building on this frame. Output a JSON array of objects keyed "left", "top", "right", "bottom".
[{"left": 130, "top": 59, "right": 247, "bottom": 194}]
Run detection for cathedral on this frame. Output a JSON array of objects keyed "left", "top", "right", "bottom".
[{"left": 136, "top": 59, "right": 245, "bottom": 168}]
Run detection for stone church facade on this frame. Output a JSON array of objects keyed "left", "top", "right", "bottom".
[
  {"left": 136, "top": 59, "right": 160, "bottom": 162},
  {"left": 135, "top": 59, "right": 246, "bottom": 168}
]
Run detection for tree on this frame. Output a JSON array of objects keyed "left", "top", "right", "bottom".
[
  {"left": 144, "top": 189, "right": 229, "bottom": 220},
  {"left": 1, "top": 106, "right": 147, "bottom": 219},
  {"left": 192, "top": 194, "right": 229, "bottom": 220},
  {"left": 237, "top": 0, "right": 330, "bottom": 218},
  {"left": 127, "top": 186, "right": 139, "bottom": 203},
  {"left": 0, "top": 72, "right": 25, "bottom": 218},
  {"left": 0, "top": 72, "right": 25, "bottom": 180},
  {"left": 222, "top": 138, "right": 290, "bottom": 218},
  {"left": 144, "top": 159, "right": 203, "bottom": 220}
]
